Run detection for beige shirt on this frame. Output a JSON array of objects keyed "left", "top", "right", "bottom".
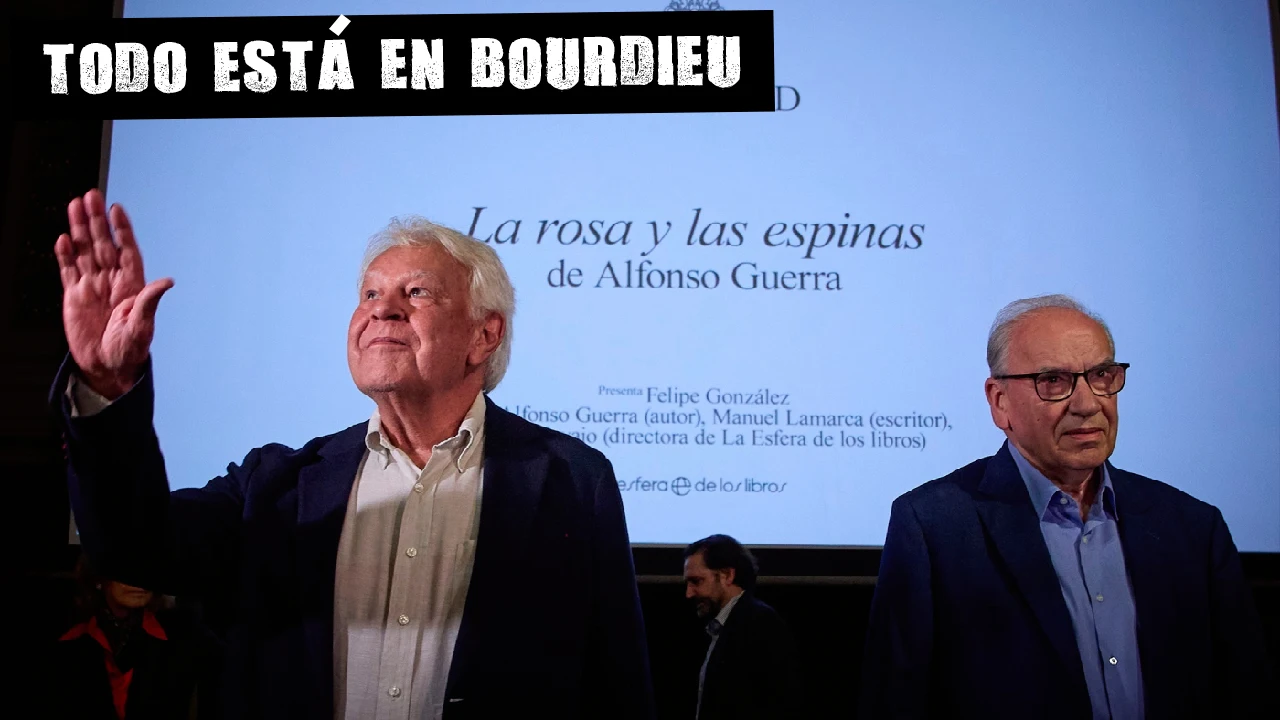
[
  {"left": 334, "top": 393, "right": 486, "bottom": 720},
  {"left": 69, "top": 377, "right": 487, "bottom": 720}
]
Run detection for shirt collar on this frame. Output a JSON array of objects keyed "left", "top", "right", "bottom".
[
  {"left": 140, "top": 610, "right": 168, "bottom": 641},
  {"left": 1007, "top": 441, "right": 1116, "bottom": 520},
  {"left": 59, "top": 609, "right": 168, "bottom": 646},
  {"left": 364, "top": 392, "right": 487, "bottom": 473},
  {"left": 712, "top": 591, "right": 744, "bottom": 628}
]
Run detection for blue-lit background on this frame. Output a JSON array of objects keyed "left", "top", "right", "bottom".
[{"left": 109, "top": 0, "right": 1280, "bottom": 549}]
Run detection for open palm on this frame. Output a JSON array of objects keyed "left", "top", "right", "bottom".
[{"left": 54, "top": 189, "right": 173, "bottom": 399}]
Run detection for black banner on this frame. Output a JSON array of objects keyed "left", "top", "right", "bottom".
[{"left": 9, "top": 11, "right": 774, "bottom": 119}]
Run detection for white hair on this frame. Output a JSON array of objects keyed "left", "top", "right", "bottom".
[
  {"left": 986, "top": 294, "right": 1114, "bottom": 375},
  {"left": 359, "top": 216, "right": 515, "bottom": 393}
]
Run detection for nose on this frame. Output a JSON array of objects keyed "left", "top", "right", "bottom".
[
  {"left": 370, "top": 295, "right": 407, "bottom": 321},
  {"left": 685, "top": 584, "right": 695, "bottom": 599},
  {"left": 1066, "top": 373, "right": 1103, "bottom": 416}
]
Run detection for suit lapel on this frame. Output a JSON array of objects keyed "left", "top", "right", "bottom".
[
  {"left": 295, "top": 423, "right": 366, "bottom": 717},
  {"left": 447, "top": 398, "right": 548, "bottom": 696},
  {"left": 1111, "top": 465, "right": 1177, "bottom": 718},
  {"left": 974, "top": 445, "right": 1088, "bottom": 693},
  {"left": 473, "top": 399, "right": 549, "bottom": 570}
]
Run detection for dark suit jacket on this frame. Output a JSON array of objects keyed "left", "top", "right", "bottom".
[
  {"left": 53, "top": 359, "right": 655, "bottom": 720},
  {"left": 859, "top": 443, "right": 1275, "bottom": 719},
  {"left": 698, "top": 593, "right": 802, "bottom": 720}
]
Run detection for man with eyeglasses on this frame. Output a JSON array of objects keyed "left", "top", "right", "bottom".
[{"left": 859, "top": 295, "right": 1274, "bottom": 719}]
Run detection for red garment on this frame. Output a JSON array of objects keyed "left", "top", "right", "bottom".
[{"left": 60, "top": 611, "right": 168, "bottom": 719}]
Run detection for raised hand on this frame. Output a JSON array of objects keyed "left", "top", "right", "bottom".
[{"left": 54, "top": 189, "right": 173, "bottom": 400}]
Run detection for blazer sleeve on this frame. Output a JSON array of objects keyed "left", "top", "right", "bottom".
[
  {"left": 1206, "top": 507, "right": 1277, "bottom": 717},
  {"left": 581, "top": 458, "right": 657, "bottom": 720},
  {"left": 55, "top": 356, "right": 248, "bottom": 597},
  {"left": 859, "top": 495, "right": 933, "bottom": 719}
]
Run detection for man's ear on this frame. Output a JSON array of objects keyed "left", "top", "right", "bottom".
[
  {"left": 720, "top": 567, "right": 737, "bottom": 588},
  {"left": 468, "top": 311, "right": 505, "bottom": 368},
  {"left": 985, "top": 377, "right": 1011, "bottom": 432}
]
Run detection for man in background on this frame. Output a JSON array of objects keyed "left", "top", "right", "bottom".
[
  {"left": 860, "top": 294, "right": 1274, "bottom": 718},
  {"left": 683, "top": 534, "right": 801, "bottom": 720},
  {"left": 40, "top": 552, "right": 221, "bottom": 720}
]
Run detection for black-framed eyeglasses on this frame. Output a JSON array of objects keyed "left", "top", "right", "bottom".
[{"left": 993, "top": 362, "right": 1130, "bottom": 402}]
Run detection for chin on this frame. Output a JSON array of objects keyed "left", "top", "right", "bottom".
[
  {"left": 354, "top": 370, "right": 408, "bottom": 395},
  {"left": 1062, "top": 448, "right": 1111, "bottom": 470}
]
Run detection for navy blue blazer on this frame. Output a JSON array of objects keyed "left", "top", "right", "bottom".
[
  {"left": 698, "top": 593, "right": 803, "bottom": 720},
  {"left": 53, "top": 359, "right": 656, "bottom": 720},
  {"left": 859, "top": 443, "right": 1274, "bottom": 719}
]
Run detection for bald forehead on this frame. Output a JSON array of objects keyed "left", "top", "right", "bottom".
[{"left": 1006, "top": 307, "right": 1113, "bottom": 369}]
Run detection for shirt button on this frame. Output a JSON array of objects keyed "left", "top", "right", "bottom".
[
  {"left": 1059, "top": 497, "right": 1069, "bottom": 505},
  {"left": 1109, "top": 657, "right": 1118, "bottom": 666},
  {"left": 388, "top": 687, "right": 401, "bottom": 698},
  {"left": 413, "top": 483, "right": 425, "bottom": 493},
  {"left": 405, "top": 547, "right": 418, "bottom": 558},
  {"left": 1095, "top": 594, "right": 1104, "bottom": 602},
  {"left": 1081, "top": 536, "right": 1090, "bottom": 544},
  {"left": 398, "top": 614, "right": 410, "bottom": 626}
]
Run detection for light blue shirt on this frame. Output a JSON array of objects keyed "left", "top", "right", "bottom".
[{"left": 1008, "top": 443, "right": 1145, "bottom": 720}]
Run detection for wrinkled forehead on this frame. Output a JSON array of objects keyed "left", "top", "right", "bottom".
[
  {"left": 361, "top": 244, "right": 469, "bottom": 289},
  {"left": 361, "top": 266, "right": 447, "bottom": 289},
  {"left": 1009, "top": 308, "right": 1113, "bottom": 368}
]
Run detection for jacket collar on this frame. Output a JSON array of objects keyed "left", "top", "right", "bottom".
[{"left": 974, "top": 443, "right": 1089, "bottom": 697}]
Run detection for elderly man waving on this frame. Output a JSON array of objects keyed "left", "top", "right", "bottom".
[{"left": 52, "top": 189, "right": 655, "bottom": 720}]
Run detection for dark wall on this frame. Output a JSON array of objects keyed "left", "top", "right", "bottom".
[
  {"left": 638, "top": 555, "right": 1280, "bottom": 718},
  {"left": 2, "top": 0, "right": 114, "bottom": 576},
  {"left": 4, "top": 2, "right": 1279, "bottom": 718}
]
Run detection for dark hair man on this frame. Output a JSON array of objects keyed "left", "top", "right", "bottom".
[{"left": 683, "top": 534, "right": 801, "bottom": 720}]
